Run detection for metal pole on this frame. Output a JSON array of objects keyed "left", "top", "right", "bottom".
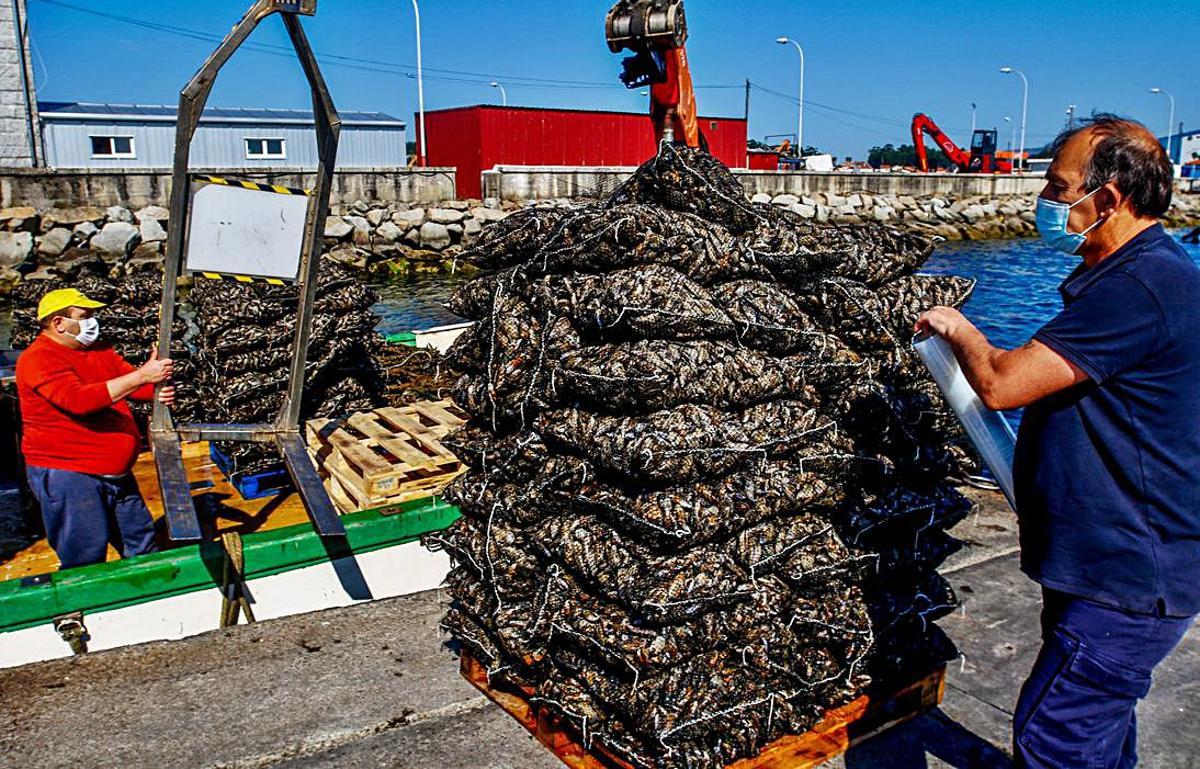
[
  {"left": 412, "top": 0, "right": 427, "bottom": 166},
  {"left": 793, "top": 41, "right": 804, "bottom": 157},
  {"left": 1151, "top": 88, "right": 1176, "bottom": 160},
  {"left": 279, "top": 12, "right": 340, "bottom": 432},
  {"left": 490, "top": 81, "right": 507, "bottom": 106},
  {"left": 970, "top": 102, "right": 977, "bottom": 137},
  {"left": 796, "top": 42, "right": 804, "bottom": 157},
  {"left": 1000, "top": 67, "right": 1028, "bottom": 172},
  {"left": 1167, "top": 93, "right": 1175, "bottom": 161},
  {"left": 776, "top": 38, "right": 804, "bottom": 158},
  {"left": 1017, "top": 71, "right": 1027, "bottom": 173}
]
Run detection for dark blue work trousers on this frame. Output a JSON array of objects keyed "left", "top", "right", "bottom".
[
  {"left": 26, "top": 466, "right": 159, "bottom": 570},
  {"left": 1013, "top": 589, "right": 1193, "bottom": 768}
]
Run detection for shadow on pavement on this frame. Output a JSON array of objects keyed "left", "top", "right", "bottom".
[{"left": 846, "top": 707, "right": 1013, "bottom": 769}]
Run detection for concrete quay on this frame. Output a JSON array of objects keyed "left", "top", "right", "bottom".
[
  {"left": 482, "top": 166, "right": 1051, "bottom": 203},
  {"left": 2, "top": 486, "right": 1197, "bottom": 768},
  {"left": 0, "top": 166, "right": 459, "bottom": 210}
]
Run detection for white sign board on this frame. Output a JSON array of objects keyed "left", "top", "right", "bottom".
[{"left": 183, "top": 180, "right": 310, "bottom": 281}]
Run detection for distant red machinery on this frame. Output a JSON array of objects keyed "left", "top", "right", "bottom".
[{"left": 911, "top": 113, "right": 1013, "bottom": 174}]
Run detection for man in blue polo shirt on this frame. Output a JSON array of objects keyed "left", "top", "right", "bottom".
[{"left": 916, "top": 114, "right": 1198, "bottom": 768}]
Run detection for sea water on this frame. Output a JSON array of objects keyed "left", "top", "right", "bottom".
[
  {"left": 924, "top": 229, "right": 1200, "bottom": 354},
  {"left": 922, "top": 230, "right": 1200, "bottom": 431}
]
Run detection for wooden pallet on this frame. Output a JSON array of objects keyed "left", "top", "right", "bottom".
[
  {"left": 461, "top": 653, "right": 945, "bottom": 769},
  {"left": 306, "top": 399, "right": 468, "bottom": 513}
]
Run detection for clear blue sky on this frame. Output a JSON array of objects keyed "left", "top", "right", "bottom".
[{"left": 27, "top": 0, "right": 1199, "bottom": 160}]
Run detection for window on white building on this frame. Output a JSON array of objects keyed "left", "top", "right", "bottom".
[
  {"left": 90, "top": 136, "right": 136, "bottom": 158},
  {"left": 245, "top": 138, "right": 286, "bottom": 159}
]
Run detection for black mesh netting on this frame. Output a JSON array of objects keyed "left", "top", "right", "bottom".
[
  {"left": 190, "top": 261, "right": 460, "bottom": 479},
  {"left": 186, "top": 258, "right": 447, "bottom": 479},
  {"left": 426, "top": 142, "right": 976, "bottom": 767}
]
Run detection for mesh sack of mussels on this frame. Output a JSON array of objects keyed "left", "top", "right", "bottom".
[
  {"left": 8, "top": 260, "right": 203, "bottom": 423},
  {"left": 187, "top": 258, "right": 390, "bottom": 478},
  {"left": 425, "top": 141, "right": 976, "bottom": 768},
  {"left": 372, "top": 341, "right": 460, "bottom": 406}
]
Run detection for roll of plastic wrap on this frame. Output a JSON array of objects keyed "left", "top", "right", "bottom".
[{"left": 913, "top": 334, "right": 1017, "bottom": 510}]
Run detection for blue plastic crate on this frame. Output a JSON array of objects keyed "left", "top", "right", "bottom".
[{"left": 209, "top": 443, "right": 292, "bottom": 501}]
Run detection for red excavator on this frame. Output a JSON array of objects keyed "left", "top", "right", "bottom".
[
  {"left": 606, "top": 0, "right": 700, "bottom": 148},
  {"left": 911, "top": 113, "right": 1012, "bottom": 174}
]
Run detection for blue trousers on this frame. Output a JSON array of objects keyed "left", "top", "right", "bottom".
[
  {"left": 1013, "top": 588, "right": 1193, "bottom": 768},
  {"left": 26, "top": 466, "right": 159, "bottom": 570}
]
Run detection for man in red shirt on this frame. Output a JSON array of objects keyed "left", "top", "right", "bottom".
[{"left": 15, "top": 288, "right": 176, "bottom": 569}]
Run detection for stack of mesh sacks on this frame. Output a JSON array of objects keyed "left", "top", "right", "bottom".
[
  {"left": 188, "top": 258, "right": 385, "bottom": 477},
  {"left": 9, "top": 260, "right": 203, "bottom": 423},
  {"left": 425, "top": 143, "right": 975, "bottom": 768}
]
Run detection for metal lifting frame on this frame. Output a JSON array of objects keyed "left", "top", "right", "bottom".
[{"left": 151, "top": 0, "right": 344, "bottom": 542}]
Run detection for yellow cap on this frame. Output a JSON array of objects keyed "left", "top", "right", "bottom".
[{"left": 36, "top": 288, "right": 106, "bottom": 321}]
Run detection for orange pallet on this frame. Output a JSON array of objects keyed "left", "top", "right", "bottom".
[{"left": 461, "top": 653, "right": 945, "bottom": 769}]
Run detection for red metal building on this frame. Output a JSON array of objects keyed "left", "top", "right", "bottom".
[
  {"left": 747, "top": 148, "right": 781, "bottom": 171},
  {"left": 417, "top": 105, "right": 748, "bottom": 199}
]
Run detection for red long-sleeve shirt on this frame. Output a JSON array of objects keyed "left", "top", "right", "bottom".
[{"left": 16, "top": 335, "right": 153, "bottom": 476}]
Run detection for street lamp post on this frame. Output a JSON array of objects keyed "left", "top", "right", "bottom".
[
  {"left": 1000, "top": 66, "right": 1028, "bottom": 172},
  {"left": 776, "top": 37, "right": 805, "bottom": 158},
  {"left": 1150, "top": 87, "right": 1176, "bottom": 160},
  {"left": 1004, "top": 116, "right": 1015, "bottom": 163},
  {"left": 411, "top": 0, "right": 427, "bottom": 166},
  {"left": 490, "top": 81, "right": 508, "bottom": 107}
]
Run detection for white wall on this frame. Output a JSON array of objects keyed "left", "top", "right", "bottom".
[{"left": 42, "top": 120, "right": 407, "bottom": 170}]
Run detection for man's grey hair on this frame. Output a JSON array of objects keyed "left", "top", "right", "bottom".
[{"left": 1048, "top": 113, "right": 1174, "bottom": 219}]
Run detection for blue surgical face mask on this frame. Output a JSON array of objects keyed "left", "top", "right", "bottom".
[{"left": 1036, "top": 186, "right": 1105, "bottom": 255}]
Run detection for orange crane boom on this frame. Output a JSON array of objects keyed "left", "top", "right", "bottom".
[
  {"left": 606, "top": 0, "right": 700, "bottom": 147},
  {"left": 911, "top": 113, "right": 1012, "bottom": 174}
]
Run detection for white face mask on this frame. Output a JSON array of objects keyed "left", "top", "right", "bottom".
[{"left": 68, "top": 316, "right": 101, "bottom": 347}]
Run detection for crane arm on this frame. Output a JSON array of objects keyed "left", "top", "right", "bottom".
[
  {"left": 651, "top": 47, "right": 699, "bottom": 146},
  {"left": 606, "top": 0, "right": 699, "bottom": 148},
  {"left": 911, "top": 113, "right": 971, "bottom": 172}
]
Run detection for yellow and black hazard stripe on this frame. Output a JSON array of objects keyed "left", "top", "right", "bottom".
[
  {"left": 193, "top": 174, "right": 311, "bottom": 198},
  {"left": 196, "top": 272, "right": 288, "bottom": 286},
  {"left": 190, "top": 175, "right": 309, "bottom": 284}
]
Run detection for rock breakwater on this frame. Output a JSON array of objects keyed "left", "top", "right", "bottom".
[{"left": 1, "top": 190, "right": 1196, "bottom": 297}]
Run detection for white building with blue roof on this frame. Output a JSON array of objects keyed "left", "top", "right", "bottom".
[
  {"left": 1166, "top": 129, "right": 1200, "bottom": 166},
  {"left": 39, "top": 102, "right": 408, "bottom": 170}
]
